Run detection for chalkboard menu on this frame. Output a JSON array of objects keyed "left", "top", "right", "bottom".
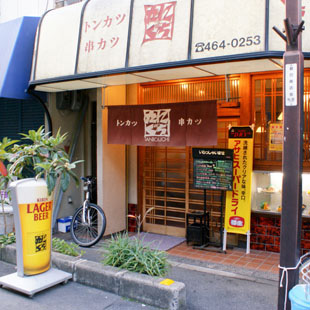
[{"left": 192, "top": 148, "right": 233, "bottom": 191}]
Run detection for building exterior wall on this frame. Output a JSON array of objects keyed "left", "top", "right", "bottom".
[
  {"left": 47, "top": 93, "right": 85, "bottom": 220},
  {"left": 98, "top": 85, "right": 126, "bottom": 235},
  {"left": 0, "top": 0, "right": 84, "bottom": 23},
  {"left": 0, "top": 0, "right": 53, "bottom": 23}
]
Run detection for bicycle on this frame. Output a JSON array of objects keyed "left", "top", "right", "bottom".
[{"left": 70, "top": 176, "right": 106, "bottom": 247}]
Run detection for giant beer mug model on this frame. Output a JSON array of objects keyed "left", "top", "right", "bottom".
[
  {"left": 0, "top": 178, "right": 71, "bottom": 296},
  {"left": 12, "top": 178, "right": 52, "bottom": 275}
]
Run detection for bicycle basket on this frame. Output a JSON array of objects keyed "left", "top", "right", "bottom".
[{"left": 300, "top": 258, "right": 310, "bottom": 299}]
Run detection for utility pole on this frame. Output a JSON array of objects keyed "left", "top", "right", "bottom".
[{"left": 273, "top": 0, "right": 304, "bottom": 309}]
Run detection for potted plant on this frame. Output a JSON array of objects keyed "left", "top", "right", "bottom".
[
  {"left": 0, "top": 128, "right": 82, "bottom": 235},
  {"left": 7, "top": 126, "right": 81, "bottom": 196},
  {"left": 0, "top": 127, "right": 82, "bottom": 235}
]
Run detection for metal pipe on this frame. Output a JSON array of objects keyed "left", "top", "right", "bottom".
[{"left": 27, "top": 89, "right": 53, "bottom": 136}]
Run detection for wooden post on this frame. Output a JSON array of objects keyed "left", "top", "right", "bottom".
[{"left": 275, "top": 0, "right": 304, "bottom": 309}]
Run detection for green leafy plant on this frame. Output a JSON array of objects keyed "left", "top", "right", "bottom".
[
  {"left": 52, "top": 237, "right": 85, "bottom": 257},
  {"left": 0, "top": 232, "right": 16, "bottom": 248},
  {"left": 6, "top": 126, "right": 82, "bottom": 195},
  {"left": 0, "top": 138, "right": 18, "bottom": 234},
  {"left": 102, "top": 233, "right": 170, "bottom": 277}
]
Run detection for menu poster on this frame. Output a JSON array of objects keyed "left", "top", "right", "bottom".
[
  {"left": 192, "top": 148, "right": 233, "bottom": 191},
  {"left": 269, "top": 122, "right": 283, "bottom": 151}
]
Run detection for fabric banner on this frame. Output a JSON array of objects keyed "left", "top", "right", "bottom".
[
  {"left": 108, "top": 101, "right": 217, "bottom": 146},
  {"left": 224, "top": 126, "right": 254, "bottom": 235}
]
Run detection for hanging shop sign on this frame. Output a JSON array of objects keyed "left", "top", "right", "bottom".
[
  {"left": 224, "top": 126, "right": 253, "bottom": 235},
  {"left": 192, "top": 148, "right": 233, "bottom": 191},
  {"left": 108, "top": 100, "right": 217, "bottom": 146},
  {"left": 269, "top": 122, "right": 283, "bottom": 151}
]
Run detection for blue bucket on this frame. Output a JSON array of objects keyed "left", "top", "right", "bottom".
[{"left": 289, "top": 284, "right": 310, "bottom": 310}]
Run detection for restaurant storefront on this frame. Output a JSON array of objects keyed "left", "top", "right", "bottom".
[
  {"left": 134, "top": 71, "right": 310, "bottom": 254},
  {"left": 28, "top": 0, "right": 310, "bottom": 252}
]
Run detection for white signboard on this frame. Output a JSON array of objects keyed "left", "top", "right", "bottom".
[
  {"left": 128, "top": 0, "right": 191, "bottom": 67},
  {"left": 191, "top": 0, "right": 266, "bottom": 59},
  {"left": 34, "top": 3, "right": 83, "bottom": 80},
  {"left": 285, "top": 63, "right": 297, "bottom": 106},
  {"left": 269, "top": 0, "right": 310, "bottom": 52},
  {"left": 77, "top": 0, "right": 131, "bottom": 74},
  {"left": 32, "top": 0, "right": 310, "bottom": 83}
]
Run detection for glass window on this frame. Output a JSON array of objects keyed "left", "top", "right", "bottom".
[{"left": 253, "top": 73, "right": 310, "bottom": 164}]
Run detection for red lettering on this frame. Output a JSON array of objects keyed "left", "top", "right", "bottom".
[
  {"left": 34, "top": 212, "right": 48, "bottom": 221},
  {"left": 39, "top": 203, "right": 44, "bottom": 212},
  {"left": 33, "top": 204, "right": 39, "bottom": 213}
]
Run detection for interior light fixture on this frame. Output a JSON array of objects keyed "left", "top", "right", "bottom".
[{"left": 256, "top": 126, "right": 265, "bottom": 133}]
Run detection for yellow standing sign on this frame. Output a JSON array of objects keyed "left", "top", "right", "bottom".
[
  {"left": 10, "top": 179, "right": 53, "bottom": 276},
  {"left": 19, "top": 199, "right": 53, "bottom": 275},
  {"left": 0, "top": 180, "right": 72, "bottom": 296},
  {"left": 225, "top": 126, "right": 253, "bottom": 237}
]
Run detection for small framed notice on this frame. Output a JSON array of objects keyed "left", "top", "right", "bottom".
[{"left": 269, "top": 122, "right": 283, "bottom": 151}]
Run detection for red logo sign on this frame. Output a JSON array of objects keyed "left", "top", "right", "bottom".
[
  {"left": 229, "top": 216, "right": 245, "bottom": 228},
  {"left": 143, "top": 1, "right": 177, "bottom": 44}
]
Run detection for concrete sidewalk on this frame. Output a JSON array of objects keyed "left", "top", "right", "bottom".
[
  {"left": 0, "top": 234, "right": 279, "bottom": 309},
  {"left": 67, "top": 234, "right": 278, "bottom": 284},
  {"left": 61, "top": 235, "right": 279, "bottom": 309}
]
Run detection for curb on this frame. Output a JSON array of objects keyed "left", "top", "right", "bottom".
[{"left": 0, "top": 245, "right": 186, "bottom": 310}]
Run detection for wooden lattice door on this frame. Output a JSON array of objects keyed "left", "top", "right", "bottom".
[
  {"left": 140, "top": 119, "right": 239, "bottom": 238},
  {"left": 138, "top": 77, "right": 240, "bottom": 237},
  {"left": 142, "top": 146, "right": 187, "bottom": 237}
]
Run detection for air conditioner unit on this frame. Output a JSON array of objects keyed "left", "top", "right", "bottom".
[
  {"left": 56, "top": 91, "right": 71, "bottom": 110},
  {"left": 70, "top": 91, "right": 84, "bottom": 111},
  {"left": 56, "top": 91, "right": 86, "bottom": 111}
]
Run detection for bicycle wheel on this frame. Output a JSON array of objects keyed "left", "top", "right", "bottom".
[{"left": 70, "top": 203, "right": 106, "bottom": 247}]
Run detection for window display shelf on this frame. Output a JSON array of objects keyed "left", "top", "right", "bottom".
[{"left": 251, "top": 171, "right": 310, "bottom": 216}]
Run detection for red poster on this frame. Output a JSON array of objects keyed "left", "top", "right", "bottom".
[{"left": 108, "top": 101, "right": 217, "bottom": 146}]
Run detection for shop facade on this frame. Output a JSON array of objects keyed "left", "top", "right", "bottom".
[
  {"left": 135, "top": 71, "right": 310, "bottom": 254},
  {"left": 28, "top": 0, "right": 310, "bottom": 252}
]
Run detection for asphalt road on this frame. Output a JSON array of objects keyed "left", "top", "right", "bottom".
[{"left": 168, "top": 265, "right": 278, "bottom": 310}]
